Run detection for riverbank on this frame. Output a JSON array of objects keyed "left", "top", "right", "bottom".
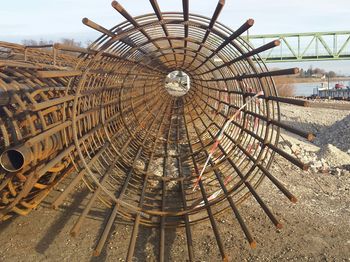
[
  {"left": 276, "top": 76, "right": 350, "bottom": 84},
  {"left": 294, "top": 77, "right": 350, "bottom": 83},
  {"left": 274, "top": 76, "right": 350, "bottom": 97}
]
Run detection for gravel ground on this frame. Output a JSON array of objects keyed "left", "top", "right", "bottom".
[{"left": 0, "top": 102, "right": 349, "bottom": 261}]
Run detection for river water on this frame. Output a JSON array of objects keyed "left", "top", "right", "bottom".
[{"left": 293, "top": 81, "right": 350, "bottom": 96}]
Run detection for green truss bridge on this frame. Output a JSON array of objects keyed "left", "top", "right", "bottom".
[{"left": 244, "top": 31, "right": 350, "bottom": 63}]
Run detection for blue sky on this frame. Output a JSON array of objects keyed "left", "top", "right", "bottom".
[{"left": 1, "top": 0, "right": 349, "bottom": 74}]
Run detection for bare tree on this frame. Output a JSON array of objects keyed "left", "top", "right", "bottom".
[
  {"left": 60, "top": 38, "right": 81, "bottom": 47},
  {"left": 273, "top": 76, "right": 295, "bottom": 97}
]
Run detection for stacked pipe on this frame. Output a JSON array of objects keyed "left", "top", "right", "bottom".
[{"left": 0, "top": 1, "right": 314, "bottom": 260}]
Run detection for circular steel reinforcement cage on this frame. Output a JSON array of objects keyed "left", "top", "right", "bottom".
[{"left": 0, "top": 1, "right": 312, "bottom": 260}]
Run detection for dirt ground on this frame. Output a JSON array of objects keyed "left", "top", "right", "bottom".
[{"left": 0, "top": 103, "right": 349, "bottom": 262}]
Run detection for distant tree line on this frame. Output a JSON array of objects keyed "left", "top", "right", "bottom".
[
  {"left": 21, "top": 38, "right": 93, "bottom": 48},
  {"left": 299, "top": 66, "right": 337, "bottom": 78}
]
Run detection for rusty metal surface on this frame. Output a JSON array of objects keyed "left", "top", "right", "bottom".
[{"left": 0, "top": 1, "right": 313, "bottom": 260}]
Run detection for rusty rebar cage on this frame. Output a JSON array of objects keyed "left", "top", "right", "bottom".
[{"left": 0, "top": 1, "right": 314, "bottom": 260}]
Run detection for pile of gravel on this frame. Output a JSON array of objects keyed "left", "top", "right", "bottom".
[
  {"left": 317, "top": 144, "right": 350, "bottom": 168},
  {"left": 280, "top": 141, "right": 350, "bottom": 176},
  {"left": 314, "top": 115, "right": 350, "bottom": 152}
]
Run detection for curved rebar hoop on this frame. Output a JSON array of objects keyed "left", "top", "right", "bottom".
[{"left": 0, "top": 1, "right": 313, "bottom": 260}]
